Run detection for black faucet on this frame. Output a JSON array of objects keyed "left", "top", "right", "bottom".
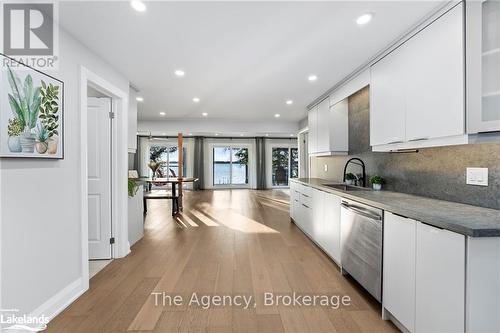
[{"left": 343, "top": 157, "right": 366, "bottom": 187}]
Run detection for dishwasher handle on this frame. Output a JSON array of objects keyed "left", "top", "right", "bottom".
[{"left": 341, "top": 203, "right": 382, "bottom": 221}]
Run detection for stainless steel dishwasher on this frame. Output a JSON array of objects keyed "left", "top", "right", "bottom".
[{"left": 340, "top": 199, "right": 383, "bottom": 302}]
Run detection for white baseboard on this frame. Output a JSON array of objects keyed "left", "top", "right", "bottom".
[{"left": 30, "top": 277, "right": 86, "bottom": 322}]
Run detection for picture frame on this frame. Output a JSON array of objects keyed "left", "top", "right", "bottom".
[{"left": 0, "top": 53, "right": 64, "bottom": 159}]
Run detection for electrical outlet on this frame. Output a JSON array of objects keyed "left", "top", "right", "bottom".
[
  {"left": 466, "top": 167, "right": 488, "bottom": 186},
  {"left": 324, "top": 164, "right": 328, "bottom": 172}
]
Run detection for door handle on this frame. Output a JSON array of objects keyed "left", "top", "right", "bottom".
[
  {"left": 302, "top": 204, "right": 310, "bottom": 208},
  {"left": 387, "top": 138, "right": 404, "bottom": 144},
  {"left": 408, "top": 136, "right": 429, "bottom": 142}
]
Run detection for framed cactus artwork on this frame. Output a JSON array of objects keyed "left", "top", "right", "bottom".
[{"left": 0, "top": 54, "right": 64, "bottom": 159}]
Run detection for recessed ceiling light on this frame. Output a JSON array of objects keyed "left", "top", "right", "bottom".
[
  {"left": 136, "top": 96, "right": 144, "bottom": 102},
  {"left": 356, "top": 13, "right": 373, "bottom": 25},
  {"left": 162, "top": 132, "right": 166, "bottom": 135},
  {"left": 130, "top": 0, "right": 146, "bottom": 12},
  {"left": 202, "top": 112, "right": 208, "bottom": 117},
  {"left": 308, "top": 75, "right": 318, "bottom": 82},
  {"left": 274, "top": 114, "right": 280, "bottom": 118},
  {"left": 188, "top": 133, "right": 193, "bottom": 136},
  {"left": 193, "top": 97, "right": 200, "bottom": 103},
  {"left": 286, "top": 100, "right": 293, "bottom": 105},
  {"left": 159, "top": 111, "right": 166, "bottom": 116},
  {"left": 290, "top": 134, "right": 295, "bottom": 137},
  {"left": 265, "top": 133, "right": 269, "bottom": 137},
  {"left": 215, "top": 133, "right": 219, "bottom": 136},
  {"left": 240, "top": 134, "right": 244, "bottom": 136},
  {"left": 174, "top": 69, "right": 185, "bottom": 77}
]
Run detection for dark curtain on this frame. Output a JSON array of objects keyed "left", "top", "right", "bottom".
[
  {"left": 255, "top": 137, "right": 266, "bottom": 190},
  {"left": 193, "top": 137, "right": 204, "bottom": 190}
]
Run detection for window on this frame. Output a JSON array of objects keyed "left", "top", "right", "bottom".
[
  {"left": 148, "top": 145, "right": 186, "bottom": 177},
  {"left": 213, "top": 147, "right": 248, "bottom": 186},
  {"left": 272, "top": 147, "right": 298, "bottom": 187}
]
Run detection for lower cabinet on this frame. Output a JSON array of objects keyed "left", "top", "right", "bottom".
[
  {"left": 289, "top": 183, "right": 342, "bottom": 264},
  {"left": 383, "top": 212, "right": 416, "bottom": 332},
  {"left": 415, "top": 222, "right": 465, "bottom": 333},
  {"left": 383, "top": 212, "right": 465, "bottom": 333},
  {"left": 318, "top": 191, "right": 341, "bottom": 263}
]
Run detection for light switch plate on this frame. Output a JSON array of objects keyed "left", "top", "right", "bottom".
[
  {"left": 324, "top": 164, "right": 328, "bottom": 172},
  {"left": 466, "top": 167, "right": 488, "bottom": 186}
]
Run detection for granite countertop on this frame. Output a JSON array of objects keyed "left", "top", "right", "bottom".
[{"left": 291, "top": 178, "right": 500, "bottom": 237}]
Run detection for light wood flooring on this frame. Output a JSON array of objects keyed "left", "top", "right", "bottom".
[{"left": 47, "top": 189, "right": 398, "bottom": 333}]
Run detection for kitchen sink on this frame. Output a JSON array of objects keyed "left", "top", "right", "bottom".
[{"left": 322, "top": 184, "right": 372, "bottom": 191}]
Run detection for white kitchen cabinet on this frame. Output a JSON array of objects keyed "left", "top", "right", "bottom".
[
  {"left": 311, "top": 188, "right": 324, "bottom": 241},
  {"left": 316, "top": 99, "right": 330, "bottom": 153},
  {"left": 290, "top": 182, "right": 300, "bottom": 222},
  {"left": 415, "top": 222, "right": 465, "bottom": 333},
  {"left": 405, "top": 4, "right": 464, "bottom": 142},
  {"left": 467, "top": 0, "right": 500, "bottom": 133},
  {"left": 308, "top": 105, "right": 318, "bottom": 155},
  {"left": 370, "top": 44, "right": 407, "bottom": 147},
  {"left": 319, "top": 191, "right": 341, "bottom": 264},
  {"left": 370, "top": 3, "right": 465, "bottom": 151},
  {"left": 383, "top": 212, "right": 416, "bottom": 332},
  {"left": 308, "top": 98, "right": 348, "bottom": 155}
]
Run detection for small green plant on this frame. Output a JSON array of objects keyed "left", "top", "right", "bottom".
[
  {"left": 370, "top": 175, "right": 385, "bottom": 185},
  {"left": 345, "top": 173, "right": 357, "bottom": 181},
  {"left": 7, "top": 118, "right": 22, "bottom": 137},
  {"left": 128, "top": 179, "right": 139, "bottom": 197},
  {"left": 7, "top": 66, "right": 41, "bottom": 132},
  {"left": 36, "top": 125, "right": 49, "bottom": 143},
  {"left": 39, "top": 80, "right": 60, "bottom": 138}
]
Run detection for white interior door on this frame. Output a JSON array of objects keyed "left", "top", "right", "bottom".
[{"left": 88, "top": 97, "right": 112, "bottom": 259}]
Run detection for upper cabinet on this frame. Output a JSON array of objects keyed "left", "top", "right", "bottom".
[
  {"left": 467, "top": 0, "right": 500, "bottom": 133},
  {"left": 370, "top": 3, "right": 465, "bottom": 151},
  {"left": 308, "top": 97, "right": 348, "bottom": 155}
]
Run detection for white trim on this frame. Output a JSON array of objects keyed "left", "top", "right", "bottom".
[
  {"left": 371, "top": 134, "right": 469, "bottom": 152},
  {"left": 80, "top": 66, "right": 129, "bottom": 294},
  {"left": 30, "top": 278, "right": 85, "bottom": 322}
]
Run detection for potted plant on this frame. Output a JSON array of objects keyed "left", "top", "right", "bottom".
[
  {"left": 35, "top": 125, "right": 49, "bottom": 154},
  {"left": 128, "top": 178, "right": 139, "bottom": 197},
  {"left": 39, "top": 80, "right": 60, "bottom": 154},
  {"left": 370, "top": 175, "right": 385, "bottom": 191},
  {"left": 345, "top": 172, "right": 357, "bottom": 185},
  {"left": 7, "top": 118, "right": 22, "bottom": 152},
  {"left": 7, "top": 66, "right": 41, "bottom": 153}
]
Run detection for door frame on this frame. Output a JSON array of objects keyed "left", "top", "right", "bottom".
[{"left": 79, "top": 66, "right": 129, "bottom": 290}]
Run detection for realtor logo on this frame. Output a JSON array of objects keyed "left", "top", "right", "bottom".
[{"left": 1, "top": 1, "right": 59, "bottom": 69}]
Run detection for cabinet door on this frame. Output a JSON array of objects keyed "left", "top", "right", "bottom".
[
  {"left": 316, "top": 99, "right": 330, "bottom": 153},
  {"left": 415, "top": 223, "right": 465, "bottom": 333},
  {"left": 370, "top": 46, "right": 407, "bottom": 146},
  {"left": 311, "top": 189, "right": 324, "bottom": 241},
  {"left": 321, "top": 192, "right": 342, "bottom": 263},
  {"left": 329, "top": 99, "right": 349, "bottom": 153},
  {"left": 406, "top": 3, "right": 464, "bottom": 141},
  {"left": 383, "top": 212, "right": 416, "bottom": 332},
  {"left": 308, "top": 106, "right": 318, "bottom": 154}
]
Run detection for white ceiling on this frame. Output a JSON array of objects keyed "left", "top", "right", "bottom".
[{"left": 59, "top": 1, "right": 442, "bottom": 122}]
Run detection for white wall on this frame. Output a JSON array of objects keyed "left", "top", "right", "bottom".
[
  {"left": 128, "top": 88, "right": 138, "bottom": 152},
  {"left": 0, "top": 29, "right": 129, "bottom": 317}
]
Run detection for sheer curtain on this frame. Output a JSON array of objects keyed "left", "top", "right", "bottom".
[{"left": 255, "top": 137, "right": 266, "bottom": 190}]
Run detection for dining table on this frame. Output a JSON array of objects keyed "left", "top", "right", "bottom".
[{"left": 140, "top": 177, "right": 198, "bottom": 216}]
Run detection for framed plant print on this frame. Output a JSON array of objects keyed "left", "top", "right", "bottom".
[{"left": 0, "top": 54, "right": 64, "bottom": 159}]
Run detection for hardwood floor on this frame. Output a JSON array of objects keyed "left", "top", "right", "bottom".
[{"left": 47, "top": 189, "right": 398, "bottom": 333}]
